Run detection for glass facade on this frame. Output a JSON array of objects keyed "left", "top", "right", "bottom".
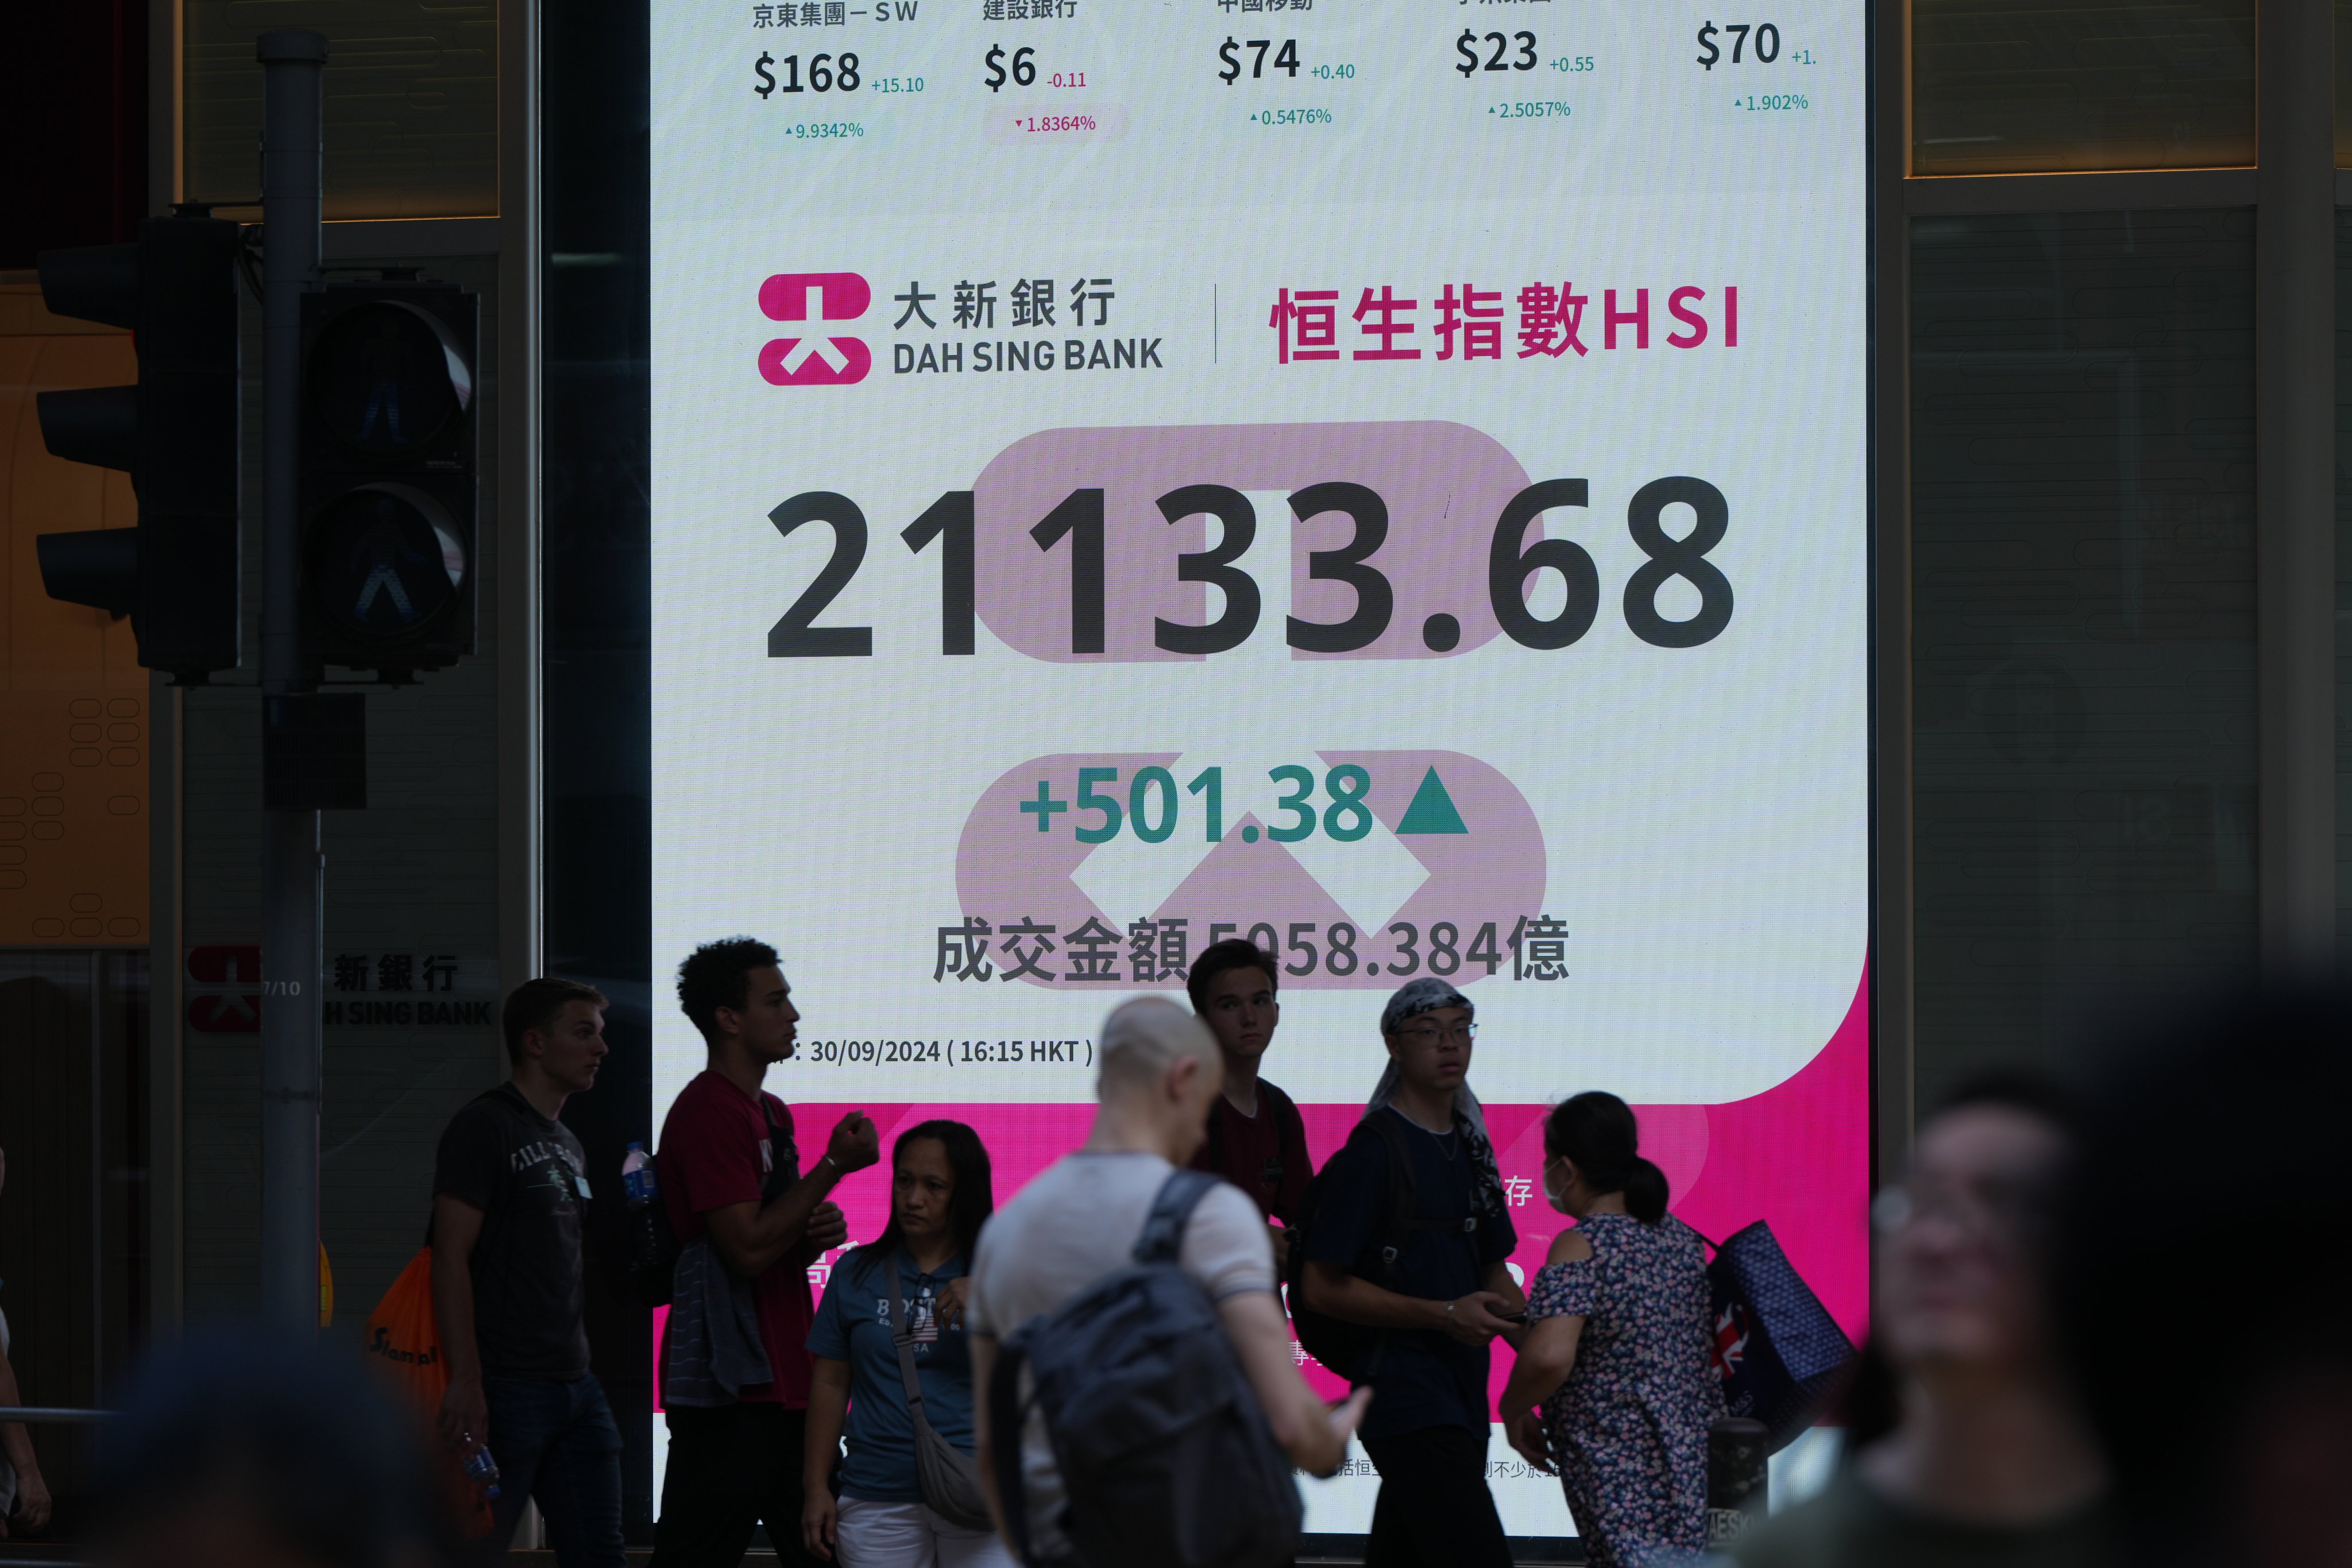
[
  {"left": 2339, "top": 213, "right": 2352, "bottom": 972},
  {"left": 182, "top": 0, "right": 499, "bottom": 219},
  {"left": 24, "top": 0, "right": 2352, "bottom": 1547},
  {"left": 2339, "top": 0, "right": 2352, "bottom": 165},
  {"left": 1910, "top": 209, "right": 2260, "bottom": 1104},
  {"left": 542, "top": 0, "right": 655, "bottom": 1534},
  {"left": 1911, "top": 0, "right": 2256, "bottom": 174},
  {"left": 0, "top": 951, "right": 148, "bottom": 1498}
]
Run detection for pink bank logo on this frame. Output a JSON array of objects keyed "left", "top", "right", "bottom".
[{"left": 758, "top": 272, "right": 872, "bottom": 386}]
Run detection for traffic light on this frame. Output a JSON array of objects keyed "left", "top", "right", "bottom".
[
  {"left": 299, "top": 280, "right": 478, "bottom": 679},
  {"left": 34, "top": 215, "right": 244, "bottom": 682}
]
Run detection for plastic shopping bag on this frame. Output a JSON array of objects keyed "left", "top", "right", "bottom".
[{"left": 366, "top": 1245, "right": 494, "bottom": 1538}]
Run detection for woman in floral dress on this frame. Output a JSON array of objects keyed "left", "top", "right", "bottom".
[{"left": 1497, "top": 1092, "right": 1724, "bottom": 1567}]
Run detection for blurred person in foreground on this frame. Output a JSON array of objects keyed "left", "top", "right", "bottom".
[
  {"left": 1496, "top": 1092, "right": 1722, "bottom": 1568},
  {"left": 2055, "top": 990, "right": 2352, "bottom": 1568},
  {"left": 1726, "top": 1072, "right": 2119, "bottom": 1568},
  {"left": 94, "top": 1322, "right": 457, "bottom": 1568}
]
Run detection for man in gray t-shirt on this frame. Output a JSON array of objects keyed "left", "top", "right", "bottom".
[{"left": 968, "top": 997, "right": 1369, "bottom": 1563}]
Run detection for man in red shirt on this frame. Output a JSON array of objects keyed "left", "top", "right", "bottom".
[
  {"left": 651, "top": 937, "right": 879, "bottom": 1567},
  {"left": 1186, "top": 939, "right": 1314, "bottom": 1266}
]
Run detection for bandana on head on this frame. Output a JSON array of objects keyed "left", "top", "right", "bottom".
[
  {"left": 1378, "top": 976, "right": 1472, "bottom": 1035},
  {"left": 1366, "top": 978, "right": 1505, "bottom": 1221}
]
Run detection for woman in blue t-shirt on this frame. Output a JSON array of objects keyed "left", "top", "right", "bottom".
[{"left": 802, "top": 1119, "right": 1010, "bottom": 1568}]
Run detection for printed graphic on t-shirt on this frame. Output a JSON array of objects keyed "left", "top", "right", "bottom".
[
  {"left": 910, "top": 1285, "right": 940, "bottom": 1344},
  {"left": 511, "top": 1139, "right": 584, "bottom": 1214},
  {"left": 874, "top": 1283, "right": 943, "bottom": 1350}
]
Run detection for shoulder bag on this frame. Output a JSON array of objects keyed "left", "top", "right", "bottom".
[{"left": 885, "top": 1254, "right": 995, "bottom": 1530}]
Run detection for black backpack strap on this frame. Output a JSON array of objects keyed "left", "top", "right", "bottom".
[
  {"left": 987, "top": 1333, "right": 1037, "bottom": 1565},
  {"left": 1133, "top": 1168, "right": 1221, "bottom": 1265},
  {"left": 1204, "top": 1097, "right": 1225, "bottom": 1175},
  {"left": 1361, "top": 1111, "right": 1454, "bottom": 1276}
]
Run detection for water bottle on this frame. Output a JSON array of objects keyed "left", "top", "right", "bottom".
[
  {"left": 623, "top": 1143, "right": 664, "bottom": 1287},
  {"left": 623, "top": 1143, "right": 658, "bottom": 1207},
  {"left": 462, "top": 1445, "right": 502, "bottom": 1500}
]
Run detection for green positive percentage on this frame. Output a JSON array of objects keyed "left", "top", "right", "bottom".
[{"left": 1018, "top": 764, "right": 1374, "bottom": 844}]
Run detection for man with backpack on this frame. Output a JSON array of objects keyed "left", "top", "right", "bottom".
[
  {"left": 1296, "top": 978, "right": 1523, "bottom": 1568},
  {"left": 967, "top": 996, "right": 1369, "bottom": 1568},
  {"left": 1185, "top": 940, "right": 1314, "bottom": 1265},
  {"left": 430, "top": 976, "right": 624, "bottom": 1566},
  {"left": 650, "top": 937, "right": 881, "bottom": 1568}
]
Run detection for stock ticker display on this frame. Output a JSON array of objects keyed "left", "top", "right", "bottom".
[{"left": 648, "top": 0, "right": 1869, "bottom": 1533}]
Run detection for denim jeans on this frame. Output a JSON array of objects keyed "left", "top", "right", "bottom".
[{"left": 481, "top": 1372, "right": 625, "bottom": 1567}]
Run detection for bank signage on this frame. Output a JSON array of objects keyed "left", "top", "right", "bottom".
[{"left": 651, "top": 0, "right": 1870, "bottom": 1535}]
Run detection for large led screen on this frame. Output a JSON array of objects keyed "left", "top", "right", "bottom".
[{"left": 650, "top": 0, "right": 1870, "bottom": 1538}]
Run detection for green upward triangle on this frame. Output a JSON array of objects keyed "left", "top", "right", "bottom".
[{"left": 1396, "top": 767, "right": 1468, "bottom": 835}]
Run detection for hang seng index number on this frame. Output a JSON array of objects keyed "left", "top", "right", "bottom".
[{"left": 756, "top": 477, "right": 1735, "bottom": 658}]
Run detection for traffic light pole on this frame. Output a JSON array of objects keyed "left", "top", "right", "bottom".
[{"left": 257, "top": 29, "right": 327, "bottom": 1333}]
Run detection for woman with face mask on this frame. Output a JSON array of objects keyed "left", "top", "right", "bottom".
[{"left": 1494, "top": 1092, "right": 1722, "bottom": 1568}]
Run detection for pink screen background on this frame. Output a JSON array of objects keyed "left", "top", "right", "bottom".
[{"left": 658, "top": 961, "right": 1870, "bottom": 1411}]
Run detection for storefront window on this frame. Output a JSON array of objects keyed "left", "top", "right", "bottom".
[
  {"left": 182, "top": 0, "right": 498, "bottom": 219},
  {"left": 1911, "top": 209, "right": 2258, "bottom": 1099},
  {"left": 542, "top": 0, "right": 654, "bottom": 1535},
  {"left": 1912, "top": 0, "right": 2256, "bottom": 175},
  {"left": 2336, "top": 213, "right": 2352, "bottom": 969},
  {"left": 2338, "top": 0, "right": 2352, "bottom": 165}
]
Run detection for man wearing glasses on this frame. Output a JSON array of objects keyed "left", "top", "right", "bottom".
[{"left": 1300, "top": 978, "right": 1524, "bottom": 1568}]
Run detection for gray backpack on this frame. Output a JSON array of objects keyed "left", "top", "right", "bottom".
[{"left": 988, "top": 1169, "right": 1303, "bottom": 1568}]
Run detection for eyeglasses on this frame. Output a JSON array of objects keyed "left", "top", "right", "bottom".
[
  {"left": 1395, "top": 1021, "right": 1477, "bottom": 1045},
  {"left": 1870, "top": 1173, "right": 2044, "bottom": 1243}
]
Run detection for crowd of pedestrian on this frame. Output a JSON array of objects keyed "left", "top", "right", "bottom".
[{"left": 53, "top": 942, "right": 2352, "bottom": 1568}]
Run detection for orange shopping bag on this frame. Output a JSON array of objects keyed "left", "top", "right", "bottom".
[{"left": 367, "top": 1245, "right": 495, "bottom": 1538}]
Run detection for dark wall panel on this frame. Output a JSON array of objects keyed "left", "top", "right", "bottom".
[{"left": 1911, "top": 209, "right": 2258, "bottom": 1102}]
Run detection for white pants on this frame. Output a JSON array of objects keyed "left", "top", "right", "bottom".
[{"left": 836, "top": 1495, "right": 1019, "bottom": 1568}]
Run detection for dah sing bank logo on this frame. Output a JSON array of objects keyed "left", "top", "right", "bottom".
[{"left": 758, "top": 271, "right": 871, "bottom": 385}]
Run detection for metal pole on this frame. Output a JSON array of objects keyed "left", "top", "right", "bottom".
[
  {"left": 89, "top": 953, "right": 103, "bottom": 1393},
  {"left": 256, "top": 28, "right": 326, "bottom": 1332}
]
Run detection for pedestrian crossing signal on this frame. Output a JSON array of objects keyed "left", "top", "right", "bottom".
[
  {"left": 32, "top": 214, "right": 244, "bottom": 682},
  {"left": 299, "top": 280, "right": 478, "bottom": 679}
]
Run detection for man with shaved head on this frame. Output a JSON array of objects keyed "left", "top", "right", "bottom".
[{"left": 967, "top": 997, "right": 1369, "bottom": 1563}]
